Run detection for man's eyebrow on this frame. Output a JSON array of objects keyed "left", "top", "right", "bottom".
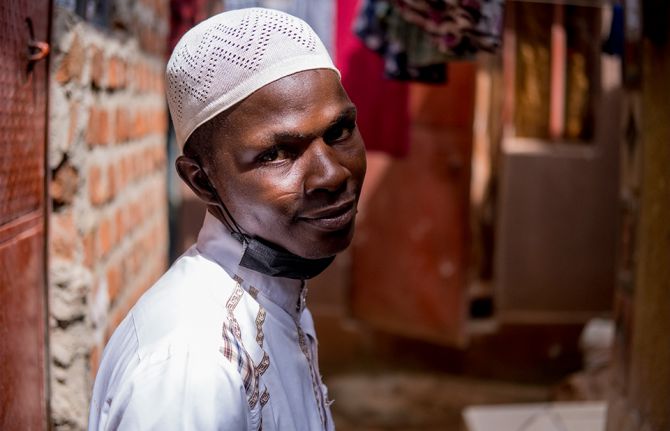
[
  {"left": 321, "top": 106, "right": 358, "bottom": 133},
  {"left": 268, "top": 105, "right": 358, "bottom": 144},
  {"left": 330, "top": 106, "right": 357, "bottom": 125}
]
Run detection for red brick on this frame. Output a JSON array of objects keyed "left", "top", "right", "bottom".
[
  {"left": 133, "top": 153, "right": 142, "bottom": 180},
  {"left": 83, "top": 228, "right": 96, "bottom": 269},
  {"left": 50, "top": 210, "right": 77, "bottom": 262},
  {"left": 68, "top": 102, "right": 79, "bottom": 149},
  {"left": 141, "top": 65, "right": 151, "bottom": 92},
  {"left": 90, "top": 46, "right": 105, "bottom": 88},
  {"left": 106, "top": 272, "right": 150, "bottom": 340},
  {"left": 125, "top": 155, "right": 134, "bottom": 182},
  {"left": 115, "top": 207, "right": 125, "bottom": 244},
  {"left": 108, "top": 56, "right": 126, "bottom": 90},
  {"left": 155, "top": 143, "right": 166, "bottom": 168},
  {"left": 55, "top": 33, "right": 85, "bottom": 84},
  {"left": 130, "top": 154, "right": 139, "bottom": 182},
  {"left": 140, "top": 148, "right": 149, "bottom": 176},
  {"left": 139, "top": 30, "right": 150, "bottom": 60},
  {"left": 98, "top": 216, "right": 113, "bottom": 259},
  {"left": 107, "top": 163, "right": 117, "bottom": 200},
  {"left": 132, "top": 63, "right": 142, "bottom": 92},
  {"left": 116, "top": 107, "right": 129, "bottom": 143},
  {"left": 130, "top": 247, "right": 141, "bottom": 280},
  {"left": 158, "top": 109, "right": 168, "bottom": 132},
  {"left": 150, "top": 109, "right": 163, "bottom": 135},
  {"left": 99, "top": 109, "right": 110, "bottom": 145},
  {"left": 142, "top": 227, "right": 153, "bottom": 255},
  {"left": 86, "top": 107, "right": 110, "bottom": 147},
  {"left": 133, "top": 110, "right": 147, "bottom": 138},
  {"left": 51, "top": 161, "right": 79, "bottom": 207},
  {"left": 126, "top": 205, "right": 137, "bottom": 237},
  {"left": 114, "top": 162, "right": 128, "bottom": 193},
  {"left": 155, "top": 75, "right": 165, "bottom": 94},
  {"left": 85, "top": 107, "right": 98, "bottom": 146},
  {"left": 106, "top": 260, "right": 122, "bottom": 303},
  {"left": 119, "top": 155, "right": 130, "bottom": 185},
  {"left": 88, "top": 163, "right": 108, "bottom": 206}
]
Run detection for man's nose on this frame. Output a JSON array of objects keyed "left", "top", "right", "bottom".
[{"left": 303, "top": 141, "right": 351, "bottom": 195}]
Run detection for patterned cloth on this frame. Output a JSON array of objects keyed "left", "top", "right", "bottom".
[
  {"left": 355, "top": 0, "right": 448, "bottom": 83},
  {"left": 393, "top": 0, "right": 504, "bottom": 57},
  {"left": 354, "top": 0, "right": 504, "bottom": 82},
  {"left": 89, "top": 212, "right": 334, "bottom": 431}
]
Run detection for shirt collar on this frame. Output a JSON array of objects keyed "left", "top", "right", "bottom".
[{"left": 195, "top": 211, "right": 307, "bottom": 320}]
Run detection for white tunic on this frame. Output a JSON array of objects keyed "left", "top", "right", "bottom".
[{"left": 88, "top": 212, "right": 335, "bottom": 430}]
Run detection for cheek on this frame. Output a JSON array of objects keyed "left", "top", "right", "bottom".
[
  {"left": 346, "top": 141, "right": 368, "bottom": 183},
  {"left": 225, "top": 172, "right": 303, "bottom": 226}
]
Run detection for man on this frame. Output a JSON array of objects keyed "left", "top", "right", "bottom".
[{"left": 89, "top": 8, "right": 366, "bottom": 430}]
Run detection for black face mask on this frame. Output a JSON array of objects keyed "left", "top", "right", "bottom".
[
  {"left": 232, "top": 232, "right": 335, "bottom": 280},
  {"left": 206, "top": 176, "right": 335, "bottom": 280}
]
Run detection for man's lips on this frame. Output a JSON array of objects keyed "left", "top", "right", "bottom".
[{"left": 298, "top": 199, "right": 357, "bottom": 231}]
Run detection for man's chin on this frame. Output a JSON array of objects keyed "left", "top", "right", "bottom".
[{"left": 293, "top": 228, "right": 355, "bottom": 260}]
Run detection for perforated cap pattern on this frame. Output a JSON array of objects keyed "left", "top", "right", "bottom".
[{"left": 166, "top": 8, "right": 339, "bottom": 148}]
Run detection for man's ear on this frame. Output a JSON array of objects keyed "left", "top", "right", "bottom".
[{"left": 175, "top": 155, "right": 220, "bottom": 206}]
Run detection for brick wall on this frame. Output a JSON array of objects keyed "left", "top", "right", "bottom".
[{"left": 48, "top": 1, "right": 169, "bottom": 429}]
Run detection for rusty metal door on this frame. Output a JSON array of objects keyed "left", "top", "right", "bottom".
[
  {"left": 351, "top": 64, "right": 476, "bottom": 346},
  {"left": 0, "top": 0, "right": 50, "bottom": 428}
]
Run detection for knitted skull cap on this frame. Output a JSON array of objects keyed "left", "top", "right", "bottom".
[{"left": 166, "top": 7, "right": 340, "bottom": 148}]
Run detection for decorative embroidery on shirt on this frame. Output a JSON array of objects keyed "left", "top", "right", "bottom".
[
  {"left": 260, "top": 387, "right": 270, "bottom": 406},
  {"left": 226, "top": 283, "right": 245, "bottom": 339},
  {"left": 248, "top": 285, "right": 260, "bottom": 299},
  {"left": 296, "top": 324, "right": 328, "bottom": 430},
  {"left": 219, "top": 278, "right": 271, "bottom": 428},
  {"left": 226, "top": 283, "right": 245, "bottom": 313},
  {"left": 255, "top": 307, "right": 266, "bottom": 347},
  {"left": 256, "top": 351, "right": 270, "bottom": 375},
  {"left": 220, "top": 321, "right": 259, "bottom": 409},
  {"left": 253, "top": 300, "right": 270, "bottom": 405}
]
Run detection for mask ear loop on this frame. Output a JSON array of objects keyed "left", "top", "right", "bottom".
[{"left": 202, "top": 171, "right": 248, "bottom": 244}]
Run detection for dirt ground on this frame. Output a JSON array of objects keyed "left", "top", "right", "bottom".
[{"left": 327, "top": 372, "right": 550, "bottom": 431}]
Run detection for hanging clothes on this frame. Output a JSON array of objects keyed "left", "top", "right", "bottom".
[
  {"left": 337, "top": 0, "right": 411, "bottom": 157},
  {"left": 602, "top": 3, "right": 624, "bottom": 57},
  {"left": 355, "top": 0, "right": 448, "bottom": 83},
  {"left": 392, "top": 0, "right": 505, "bottom": 58}
]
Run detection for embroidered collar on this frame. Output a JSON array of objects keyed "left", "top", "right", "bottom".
[{"left": 196, "top": 211, "right": 307, "bottom": 320}]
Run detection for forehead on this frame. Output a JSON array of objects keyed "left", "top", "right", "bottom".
[{"left": 226, "top": 69, "right": 351, "bottom": 133}]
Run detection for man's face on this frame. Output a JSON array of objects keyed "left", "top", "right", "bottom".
[{"left": 205, "top": 69, "right": 367, "bottom": 259}]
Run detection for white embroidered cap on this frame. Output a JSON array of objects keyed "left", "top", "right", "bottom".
[{"left": 166, "top": 7, "right": 339, "bottom": 148}]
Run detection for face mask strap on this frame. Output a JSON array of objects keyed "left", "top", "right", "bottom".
[{"left": 201, "top": 169, "right": 247, "bottom": 243}]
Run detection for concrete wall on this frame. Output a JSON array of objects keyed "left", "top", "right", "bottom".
[{"left": 48, "top": 1, "right": 169, "bottom": 428}]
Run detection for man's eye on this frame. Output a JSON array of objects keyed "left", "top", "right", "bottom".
[
  {"left": 257, "top": 147, "right": 279, "bottom": 163},
  {"left": 324, "top": 123, "right": 355, "bottom": 143},
  {"left": 257, "top": 146, "right": 292, "bottom": 164}
]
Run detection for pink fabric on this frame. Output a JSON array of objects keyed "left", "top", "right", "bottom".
[{"left": 336, "top": 0, "right": 411, "bottom": 158}]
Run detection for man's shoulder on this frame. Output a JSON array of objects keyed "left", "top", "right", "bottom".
[{"left": 128, "top": 248, "right": 239, "bottom": 356}]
